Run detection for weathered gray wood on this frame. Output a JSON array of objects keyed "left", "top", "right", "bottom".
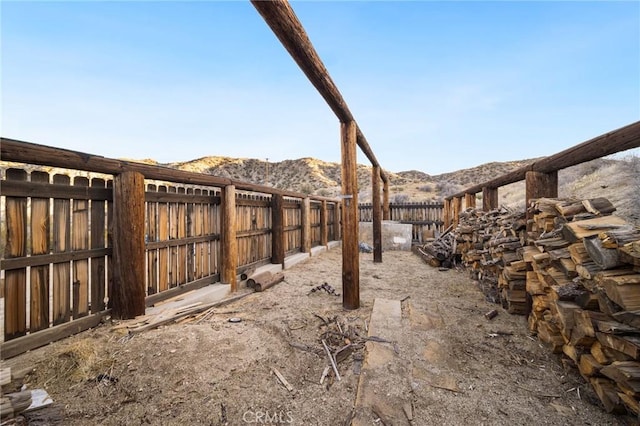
[{"left": 1, "top": 312, "right": 109, "bottom": 360}]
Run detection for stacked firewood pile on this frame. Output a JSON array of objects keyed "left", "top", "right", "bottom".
[
  {"left": 420, "top": 196, "right": 640, "bottom": 416},
  {"left": 524, "top": 197, "right": 640, "bottom": 415},
  {"left": 419, "top": 206, "right": 530, "bottom": 311}
]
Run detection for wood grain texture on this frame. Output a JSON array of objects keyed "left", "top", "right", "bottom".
[
  {"left": 271, "top": 194, "right": 285, "bottom": 265},
  {"left": 482, "top": 187, "right": 499, "bottom": 212},
  {"left": 29, "top": 171, "right": 50, "bottom": 332},
  {"left": 341, "top": 121, "right": 359, "bottom": 310},
  {"left": 111, "top": 172, "right": 146, "bottom": 319},
  {"left": 4, "top": 169, "right": 28, "bottom": 340},
  {"left": 52, "top": 174, "right": 71, "bottom": 326},
  {"left": 220, "top": 185, "right": 237, "bottom": 290}
]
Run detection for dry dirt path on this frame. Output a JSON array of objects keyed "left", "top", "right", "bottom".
[{"left": 5, "top": 248, "right": 635, "bottom": 425}]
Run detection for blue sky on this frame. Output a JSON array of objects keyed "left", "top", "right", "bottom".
[{"left": 2, "top": 1, "right": 639, "bottom": 175}]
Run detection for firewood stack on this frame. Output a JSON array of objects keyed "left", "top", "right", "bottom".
[
  {"left": 523, "top": 197, "right": 640, "bottom": 416},
  {"left": 448, "top": 206, "right": 529, "bottom": 312},
  {"left": 419, "top": 196, "right": 640, "bottom": 416}
]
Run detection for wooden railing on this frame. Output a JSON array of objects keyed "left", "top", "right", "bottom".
[
  {"left": 359, "top": 202, "right": 444, "bottom": 242},
  {"left": 0, "top": 138, "right": 340, "bottom": 358},
  {"left": 443, "top": 121, "right": 640, "bottom": 227}
]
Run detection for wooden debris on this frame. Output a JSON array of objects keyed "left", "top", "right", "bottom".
[
  {"left": 271, "top": 367, "right": 294, "bottom": 392},
  {"left": 322, "top": 339, "right": 341, "bottom": 381}
]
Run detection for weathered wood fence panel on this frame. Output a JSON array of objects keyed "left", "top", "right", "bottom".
[
  {"left": 359, "top": 202, "right": 444, "bottom": 243},
  {"left": 1, "top": 139, "right": 342, "bottom": 358},
  {"left": 236, "top": 194, "right": 272, "bottom": 270},
  {"left": 310, "top": 201, "right": 322, "bottom": 246},
  {"left": 143, "top": 184, "right": 222, "bottom": 305},
  {"left": 283, "top": 198, "right": 302, "bottom": 254},
  {"left": 1, "top": 168, "right": 113, "bottom": 348}
]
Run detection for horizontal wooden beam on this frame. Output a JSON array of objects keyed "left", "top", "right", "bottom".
[
  {"left": 447, "top": 120, "right": 640, "bottom": 199},
  {"left": 250, "top": 0, "right": 388, "bottom": 183},
  {"left": 1, "top": 312, "right": 109, "bottom": 360},
  {"left": 1, "top": 137, "right": 340, "bottom": 203}
]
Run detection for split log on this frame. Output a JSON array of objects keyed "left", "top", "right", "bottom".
[
  {"left": 584, "top": 237, "right": 622, "bottom": 270},
  {"left": 562, "top": 216, "right": 629, "bottom": 243}
]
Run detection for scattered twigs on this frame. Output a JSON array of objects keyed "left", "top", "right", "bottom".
[
  {"left": 321, "top": 339, "right": 341, "bottom": 381},
  {"left": 320, "top": 366, "right": 330, "bottom": 384},
  {"left": 308, "top": 282, "right": 340, "bottom": 296},
  {"left": 272, "top": 367, "right": 294, "bottom": 392},
  {"left": 313, "top": 313, "right": 329, "bottom": 326}
]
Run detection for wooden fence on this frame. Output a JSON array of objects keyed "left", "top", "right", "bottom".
[
  {"left": 0, "top": 138, "right": 340, "bottom": 358},
  {"left": 359, "top": 202, "right": 444, "bottom": 242},
  {"left": 443, "top": 121, "right": 640, "bottom": 226}
]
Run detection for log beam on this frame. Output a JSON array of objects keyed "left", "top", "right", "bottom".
[
  {"left": 250, "top": 0, "right": 388, "bottom": 183},
  {"left": 341, "top": 121, "right": 359, "bottom": 310},
  {"left": 111, "top": 171, "right": 145, "bottom": 319},
  {"left": 448, "top": 120, "right": 640, "bottom": 199}
]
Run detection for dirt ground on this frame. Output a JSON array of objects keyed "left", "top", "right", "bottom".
[{"left": 5, "top": 248, "right": 637, "bottom": 425}]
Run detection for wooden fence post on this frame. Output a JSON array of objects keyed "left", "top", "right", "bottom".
[
  {"left": 372, "top": 165, "right": 382, "bottom": 263},
  {"left": 382, "top": 179, "right": 390, "bottom": 221},
  {"left": 526, "top": 170, "right": 558, "bottom": 218},
  {"left": 301, "top": 197, "right": 311, "bottom": 253},
  {"left": 333, "top": 203, "right": 341, "bottom": 241},
  {"left": 526, "top": 170, "right": 558, "bottom": 205},
  {"left": 453, "top": 197, "right": 463, "bottom": 227},
  {"left": 111, "top": 171, "right": 146, "bottom": 319},
  {"left": 320, "top": 200, "right": 328, "bottom": 247},
  {"left": 443, "top": 198, "right": 451, "bottom": 229},
  {"left": 482, "top": 186, "right": 498, "bottom": 211},
  {"left": 271, "top": 194, "right": 285, "bottom": 266},
  {"left": 221, "top": 185, "right": 237, "bottom": 291},
  {"left": 464, "top": 193, "right": 476, "bottom": 209},
  {"left": 341, "top": 120, "right": 359, "bottom": 310}
]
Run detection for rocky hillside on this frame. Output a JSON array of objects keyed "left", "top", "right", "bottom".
[{"left": 160, "top": 155, "right": 639, "bottom": 226}]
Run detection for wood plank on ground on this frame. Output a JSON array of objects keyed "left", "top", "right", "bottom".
[{"left": 352, "top": 298, "right": 411, "bottom": 426}]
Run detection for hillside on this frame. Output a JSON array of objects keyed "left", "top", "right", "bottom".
[{"left": 162, "top": 155, "right": 639, "bottom": 226}]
